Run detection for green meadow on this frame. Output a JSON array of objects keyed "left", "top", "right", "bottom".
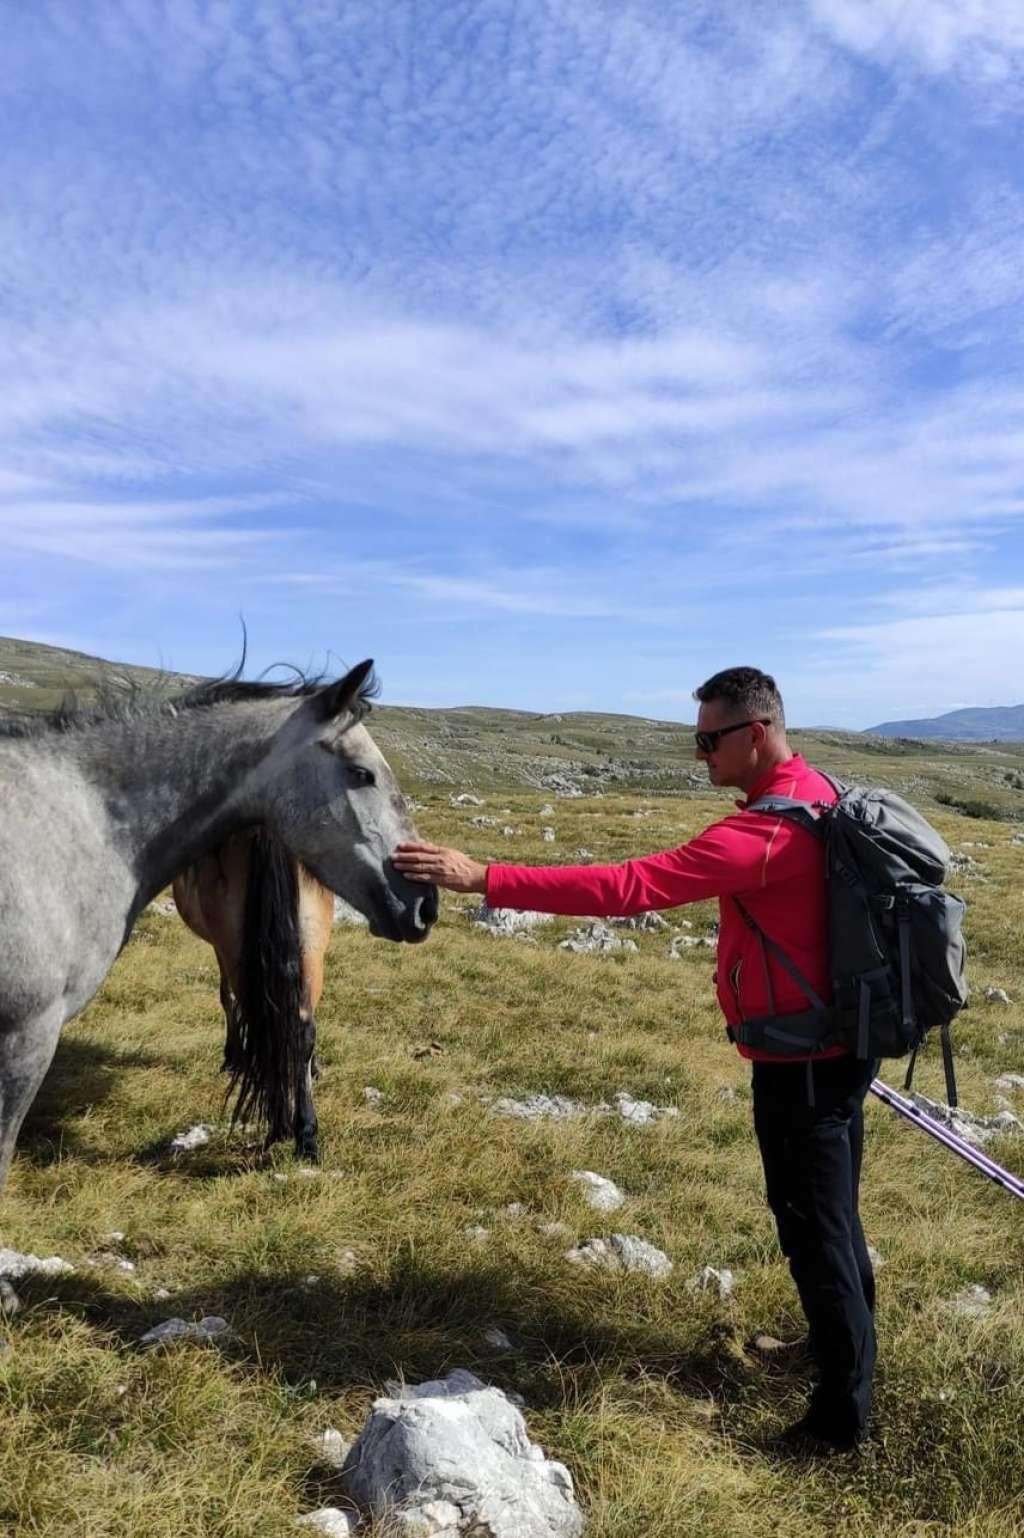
[{"left": 2, "top": 779, "right": 1023, "bottom": 1537}]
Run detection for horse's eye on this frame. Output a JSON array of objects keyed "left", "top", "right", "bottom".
[{"left": 349, "top": 765, "right": 376, "bottom": 787}]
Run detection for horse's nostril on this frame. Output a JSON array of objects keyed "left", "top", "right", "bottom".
[{"left": 417, "top": 886, "right": 439, "bottom": 928}]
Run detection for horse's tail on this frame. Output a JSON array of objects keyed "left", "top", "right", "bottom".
[{"left": 226, "top": 827, "right": 306, "bottom": 1146}]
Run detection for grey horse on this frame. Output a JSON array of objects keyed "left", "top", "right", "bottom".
[{"left": 0, "top": 660, "right": 437, "bottom": 1192}]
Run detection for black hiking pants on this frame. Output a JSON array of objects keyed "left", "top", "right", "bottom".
[{"left": 752, "top": 1053, "right": 878, "bottom": 1441}]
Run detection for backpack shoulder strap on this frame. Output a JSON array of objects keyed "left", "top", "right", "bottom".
[{"left": 745, "top": 794, "right": 826, "bottom": 839}]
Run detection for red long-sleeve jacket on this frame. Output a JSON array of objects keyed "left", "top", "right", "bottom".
[{"left": 485, "top": 754, "right": 845, "bottom": 1063}]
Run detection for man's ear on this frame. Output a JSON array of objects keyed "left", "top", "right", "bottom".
[{"left": 313, "top": 659, "right": 378, "bottom": 724}]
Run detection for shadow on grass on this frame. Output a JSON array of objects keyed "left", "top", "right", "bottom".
[
  {"left": 19, "top": 1250, "right": 765, "bottom": 1421},
  {"left": 18, "top": 1034, "right": 165, "bottom": 1166}
]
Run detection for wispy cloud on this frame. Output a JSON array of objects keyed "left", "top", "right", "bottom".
[{"left": 3, "top": 1, "right": 1024, "bottom": 721}]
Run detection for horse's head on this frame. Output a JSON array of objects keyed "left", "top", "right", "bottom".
[{"left": 265, "top": 660, "right": 437, "bottom": 943}]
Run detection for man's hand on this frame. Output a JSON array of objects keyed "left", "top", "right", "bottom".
[{"left": 394, "top": 841, "right": 488, "bottom": 894}]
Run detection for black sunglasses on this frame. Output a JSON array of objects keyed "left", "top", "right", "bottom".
[{"left": 694, "top": 718, "right": 772, "bottom": 754}]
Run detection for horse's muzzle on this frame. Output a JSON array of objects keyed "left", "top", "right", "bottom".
[{"left": 373, "top": 879, "right": 438, "bottom": 942}]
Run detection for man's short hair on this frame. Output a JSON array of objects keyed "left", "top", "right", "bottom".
[{"left": 693, "top": 666, "right": 785, "bottom": 727}]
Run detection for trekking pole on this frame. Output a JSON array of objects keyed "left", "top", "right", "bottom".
[{"left": 870, "top": 1079, "right": 1024, "bottom": 1203}]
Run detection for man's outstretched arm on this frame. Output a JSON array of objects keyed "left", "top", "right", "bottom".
[{"left": 394, "top": 841, "right": 488, "bottom": 893}]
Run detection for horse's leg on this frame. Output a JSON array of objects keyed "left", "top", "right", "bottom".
[
  {"left": 219, "top": 973, "right": 243, "bottom": 1073},
  {"left": 0, "top": 1004, "right": 64, "bottom": 1194},
  {"left": 293, "top": 879, "right": 330, "bottom": 1160},
  {"left": 293, "top": 1007, "right": 319, "bottom": 1162}
]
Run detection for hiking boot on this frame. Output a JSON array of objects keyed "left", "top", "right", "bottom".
[
  {"left": 747, "top": 1332, "right": 811, "bottom": 1366},
  {"left": 768, "top": 1414, "right": 866, "bottom": 1458}
]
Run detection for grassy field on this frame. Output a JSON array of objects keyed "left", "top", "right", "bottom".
[{"left": 2, "top": 787, "right": 1023, "bottom": 1537}]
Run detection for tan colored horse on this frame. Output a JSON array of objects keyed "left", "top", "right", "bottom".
[{"left": 173, "top": 828, "right": 335, "bottom": 1159}]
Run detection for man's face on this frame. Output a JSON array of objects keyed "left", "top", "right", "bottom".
[{"left": 694, "top": 699, "right": 759, "bottom": 789}]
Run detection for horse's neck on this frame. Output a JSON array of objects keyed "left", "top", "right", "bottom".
[{"left": 66, "top": 701, "right": 290, "bottom": 913}]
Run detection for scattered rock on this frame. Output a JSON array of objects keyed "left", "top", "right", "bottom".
[
  {"left": 950, "top": 1284, "right": 993, "bottom": 1318},
  {"left": 469, "top": 905, "right": 554, "bottom": 937},
  {"left": 0, "top": 1247, "right": 74, "bottom": 1280},
  {"left": 911, "top": 1093, "right": 1023, "bottom": 1147},
  {"left": 668, "top": 933, "right": 716, "bottom": 957},
  {"left": 341, "top": 1369, "right": 584, "bottom": 1537},
  {"left": 169, "top": 1124, "right": 215, "bottom": 1152},
  {"left": 503, "top": 1202, "right": 527, "bottom": 1219},
  {"left": 295, "top": 1509, "right": 356, "bottom": 1537},
  {"left": 539, "top": 804, "right": 555, "bottom": 817},
  {"left": 542, "top": 775, "right": 583, "bottom": 798},
  {"left": 985, "top": 987, "right": 1011, "bottom": 1005},
  {"left": 949, "top": 852, "right": 987, "bottom": 877},
  {"left": 153, "top": 1287, "right": 172, "bottom": 1301},
  {"left": 483, "top": 1325, "right": 515, "bottom": 1351},
  {"left": 559, "top": 921, "right": 637, "bottom": 955},
  {"left": 609, "top": 911, "right": 668, "bottom": 932},
  {"left": 612, "top": 1091, "right": 679, "bottom": 1126},
  {"left": 568, "top": 1171, "right": 625, "bottom": 1212},
  {"left": 542, "top": 827, "right": 556, "bottom": 842},
  {"left": 333, "top": 897, "right": 369, "bottom": 926},
  {"left": 451, "top": 793, "right": 484, "bottom": 806},
  {"left": 566, "top": 1235, "right": 673, "bottom": 1278},
  {"left": 85, "top": 1253, "right": 136, "bottom": 1274},
  {"left": 140, "top": 1315, "right": 229, "bottom": 1346},
  {"left": 489, "top": 1090, "right": 677, "bottom": 1125},
  {"left": 995, "top": 1074, "right": 1024, "bottom": 1092},
  {"left": 867, "top": 1245, "right": 885, "bottom": 1270},
  {"left": 462, "top": 1225, "right": 490, "bottom": 1243},
  {"left": 363, "top": 1087, "right": 384, "bottom": 1108},
  {"left": 470, "top": 815, "right": 499, "bottom": 828},
  {"left": 688, "top": 1265, "right": 736, "bottom": 1300},
  {"left": 749, "top": 1333, "right": 790, "bottom": 1355},
  {"left": 536, "top": 1221, "right": 573, "bottom": 1239},
  {"left": 150, "top": 899, "right": 177, "bottom": 916},
  {"left": 315, "top": 1428, "right": 352, "bottom": 1468},
  {"left": 0, "top": 1280, "right": 21, "bottom": 1315}
]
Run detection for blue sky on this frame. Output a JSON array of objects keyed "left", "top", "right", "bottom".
[{"left": 3, "top": 0, "right": 1024, "bottom": 728}]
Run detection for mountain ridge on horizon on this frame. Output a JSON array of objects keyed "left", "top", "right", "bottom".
[{"left": 869, "top": 703, "right": 1024, "bottom": 742}]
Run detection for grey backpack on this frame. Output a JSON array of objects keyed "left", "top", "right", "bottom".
[{"left": 731, "top": 775, "right": 968, "bottom": 1102}]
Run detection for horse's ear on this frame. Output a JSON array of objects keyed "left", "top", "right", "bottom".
[{"left": 314, "top": 659, "right": 377, "bottom": 724}]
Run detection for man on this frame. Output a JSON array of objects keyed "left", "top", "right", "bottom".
[{"left": 393, "top": 666, "right": 875, "bottom": 1453}]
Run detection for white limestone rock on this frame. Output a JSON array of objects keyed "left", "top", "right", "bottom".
[
  {"left": 140, "top": 1315, "right": 229, "bottom": 1345},
  {"left": 169, "top": 1123, "right": 215, "bottom": 1152},
  {"left": 315, "top": 1428, "right": 353, "bottom": 1467},
  {"left": 950, "top": 1284, "right": 993, "bottom": 1317},
  {"left": 451, "top": 793, "right": 484, "bottom": 806},
  {"left": 612, "top": 1091, "right": 679, "bottom": 1126},
  {"left": 342, "top": 1370, "right": 583, "bottom": 1537},
  {"left": 568, "top": 1172, "right": 625, "bottom": 1212},
  {"left": 566, "top": 1235, "right": 672, "bottom": 1278},
  {"left": 333, "top": 897, "right": 369, "bottom": 926},
  {"left": 559, "top": 922, "right": 637, "bottom": 955},
  {"left": 985, "top": 987, "right": 1011, "bottom": 1005},
  {"left": 911, "top": 1093, "right": 1023, "bottom": 1147},
  {"left": 688, "top": 1265, "right": 736, "bottom": 1300},
  {"left": 470, "top": 905, "right": 554, "bottom": 936},
  {"left": 489, "top": 1090, "right": 677, "bottom": 1125},
  {"left": 609, "top": 912, "right": 668, "bottom": 932},
  {"left": 363, "top": 1087, "right": 385, "bottom": 1108},
  {"left": 542, "top": 827, "right": 556, "bottom": 842},
  {"left": 0, "top": 1247, "right": 74, "bottom": 1279},
  {"left": 295, "top": 1508, "right": 357, "bottom": 1536},
  {"left": 995, "top": 1074, "right": 1024, "bottom": 1092}
]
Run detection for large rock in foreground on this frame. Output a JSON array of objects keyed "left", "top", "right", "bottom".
[{"left": 342, "top": 1369, "right": 584, "bottom": 1537}]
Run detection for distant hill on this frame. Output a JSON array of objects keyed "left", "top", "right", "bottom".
[
  {"left": 868, "top": 704, "right": 1024, "bottom": 742},
  {"left": 4, "top": 635, "right": 1024, "bottom": 817}
]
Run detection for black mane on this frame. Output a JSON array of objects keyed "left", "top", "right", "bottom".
[{"left": 0, "top": 663, "right": 379, "bottom": 740}]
